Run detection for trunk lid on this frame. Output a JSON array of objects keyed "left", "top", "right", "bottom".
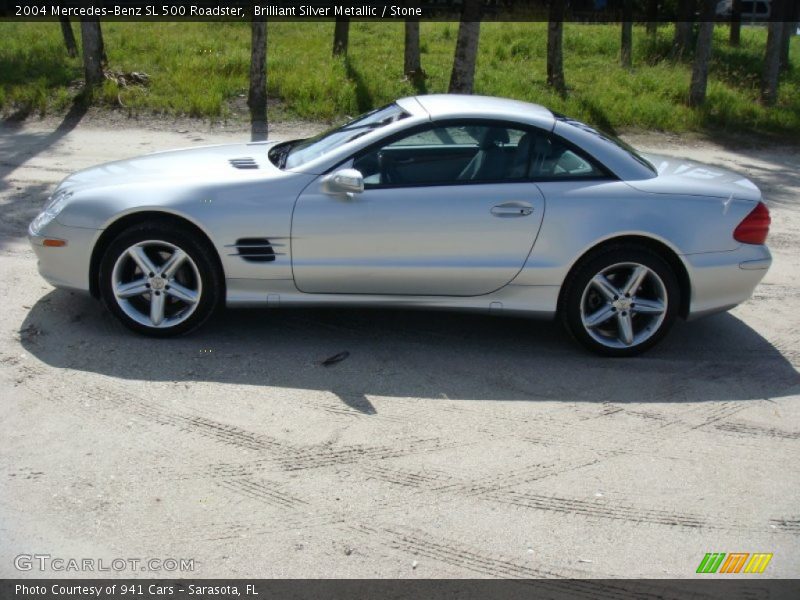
[{"left": 628, "top": 153, "right": 762, "bottom": 201}]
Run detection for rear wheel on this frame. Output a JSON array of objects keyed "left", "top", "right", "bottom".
[
  {"left": 561, "top": 246, "right": 680, "bottom": 357},
  {"left": 99, "top": 222, "right": 222, "bottom": 337}
]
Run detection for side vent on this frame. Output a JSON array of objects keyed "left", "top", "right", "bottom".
[
  {"left": 230, "top": 238, "right": 281, "bottom": 262},
  {"left": 229, "top": 157, "right": 259, "bottom": 170}
]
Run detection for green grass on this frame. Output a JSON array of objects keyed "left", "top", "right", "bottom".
[{"left": 0, "top": 21, "right": 798, "bottom": 136}]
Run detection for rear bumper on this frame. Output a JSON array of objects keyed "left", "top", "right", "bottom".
[
  {"left": 683, "top": 244, "right": 771, "bottom": 319},
  {"left": 28, "top": 220, "right": 98, "bottom": 292}
]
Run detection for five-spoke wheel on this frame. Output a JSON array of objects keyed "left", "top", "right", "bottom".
[
  {"left": 580, "top": 263, "right": 667, "bottom": 349},
  {"left": 99, "top": 222, "right": 222, "bottom": 337},
  {"left": 111, "top": 240, "right": 202, "bottom": 329},
  {"left": 562, "top": 245, "right": 680, "bottom": 356}
]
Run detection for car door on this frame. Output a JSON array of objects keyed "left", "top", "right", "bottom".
[{"left": 291, "top": 121, "right": 545, "bottom": 296}]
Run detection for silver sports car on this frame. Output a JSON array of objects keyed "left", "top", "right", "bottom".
[{"left": 28, "top": 94, "right": 772, "bottom": 356}]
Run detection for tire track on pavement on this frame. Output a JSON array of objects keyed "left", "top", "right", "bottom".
[{"left": 715, "top": 420, "right": 800, "bottom": 441}]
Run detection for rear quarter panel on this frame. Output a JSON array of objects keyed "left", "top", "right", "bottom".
[{"left": 512, "top": 179, "right": 756, "bottom": 286}]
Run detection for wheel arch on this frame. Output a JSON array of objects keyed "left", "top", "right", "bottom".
[
  {"left": 89, "top": 210, "right": 225, "bottom": 299},
  {"left": 556, "top": 235, "right": 691, "bottom": 319}
]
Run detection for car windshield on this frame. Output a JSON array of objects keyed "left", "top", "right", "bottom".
[
  {"left": 271, "top": 103, "right": 409, "bottom": 170},
  {"left": 555, "top": 114, "right": 657, "bottom": 174}
]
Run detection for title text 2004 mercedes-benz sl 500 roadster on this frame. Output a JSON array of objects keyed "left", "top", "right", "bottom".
[{"left": 28, "top": 95, "right": 772, "bottom": 356}]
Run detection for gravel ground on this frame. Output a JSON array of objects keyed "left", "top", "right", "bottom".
[{"left": 0, "top": 113, "right": 798, "bottom": 579}]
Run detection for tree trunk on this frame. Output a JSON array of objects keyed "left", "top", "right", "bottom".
[
  {"left": 672, "top": 0, "right": 696, "bottom": 58},
  {"left": 688, "top": 0, "right": 716, "bottom": 106},
  {"left": 448, "top": 0, "right": 482, "bottom": 94},
  {"left": 248, "top": 20, "right": 268, "bottom": 141},
  {"left": 547, "top": 0, "right": 566, "bottom": 95},
  {"left": 780, "top": 25, "right": 792, "bottom": 73},
  {"left": 99, "top": 22, "right": 107, "bottom": 68},
  {"left": 646, "top": 0, "right": 658, "bottom": 36},
  {"left": 332, "top": 17, "right": 350, "bottom": 57},
  {"left": 621, "top": 0, "right": 633, "bottom": 68},
  {"left": 729, "top": 0, "right": 741, "bottom": 46},
  {"left": 80, "top": 20, "right": 104, "bottom": 87},
  {"left": 761, "top": 0, "right": 784, "bottom": 105},
  {"left": 780, "top": 1, "right": 796, "bottom": 72},
  {"left": 59, "top": 17, "right": 78, "bottom": 58},
  {"left": 404, "top": 20, "right": 421, "bottom": 78}
]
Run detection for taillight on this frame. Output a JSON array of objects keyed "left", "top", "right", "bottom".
[{"left": 733, "top": 201, "right": 771, "bottom": 245}]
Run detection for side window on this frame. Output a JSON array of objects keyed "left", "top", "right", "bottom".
[
  {"left": 353, "top": 123, "right": 533, "bottom": 187},
  {"left": 531, "top": 136, "right": 608, "bottom": 180}
]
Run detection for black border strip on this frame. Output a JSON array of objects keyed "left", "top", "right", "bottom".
[
  {"left": 3, "top": 579, "right": 800, "bottom": 600},
  {"left": 1, "top": 0, "right": 798, "bottom": 22}
]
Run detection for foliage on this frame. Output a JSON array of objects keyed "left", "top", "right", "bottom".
[{"left": 0, "top": 21, "right": 798, "bottom": 136}]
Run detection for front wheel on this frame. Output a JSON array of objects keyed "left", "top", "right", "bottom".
[
  {"left": 99, "top": 222, "right": 223, "bottom": 337},
  {"left": 561, "top": 246, "right": 680, "bottom": 357}
]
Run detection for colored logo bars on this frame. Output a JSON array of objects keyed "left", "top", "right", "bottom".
[{"left": 696, "top": 553, "right": 773, "bottom": 574}]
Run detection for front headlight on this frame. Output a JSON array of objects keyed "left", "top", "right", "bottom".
[{"left": 30, "top": 189, "right": 72, "bottom": 234}]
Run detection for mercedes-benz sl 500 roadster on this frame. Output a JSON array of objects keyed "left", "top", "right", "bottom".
[{"left": 29, "top": 95, "right": 771, "bottom": 355}]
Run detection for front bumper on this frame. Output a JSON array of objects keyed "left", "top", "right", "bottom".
[
  {"left": 28, "top": 220, "right": 99, "bottom": 292},
  {"left": 684, "top": 243, "right": 772, "bottom": 319}
]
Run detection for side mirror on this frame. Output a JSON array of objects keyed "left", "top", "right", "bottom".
[{"left": 323, "top": 168, "right": 364, "bottom": 195}]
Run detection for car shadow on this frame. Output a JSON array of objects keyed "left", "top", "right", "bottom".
[{"left": 18, "top": 290, "right": 800, "bottom": 414}]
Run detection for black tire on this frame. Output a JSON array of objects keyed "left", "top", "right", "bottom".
[
  {"left": 98, "top": 221, "right": 223, "bottom": 337},
  {"left": 560, "top": 244, "right": 680, "bottom": 357}
]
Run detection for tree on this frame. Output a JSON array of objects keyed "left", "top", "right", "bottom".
[
  {"left": 547, "top": 0, "right": 566, "bottom": 95},
  {"left": 248, "top": 20, "right": 268, "bottom": 141},
  {"left": 332, "top": 17, "right": 350, "bottom": 57},
  {"left": 99, "top": 24, "right": 107, "bottom": 66},
  {"left": 80, "top": 19, "right": 104, "bottom": 87},
  {"left": 761, "top": 0, "right": 785, "bottom": 105},
  {"left": 404, "top": 0, "right": 422, "bottom": 81},
  {"left": 729, "top": 0, "right": 741, "bottom": 47},
  {"left": 779, "top": 25, "right": 791, "bottom": 73},
  {"left": 646, "top": 0, "right": 658, "bottom": 36},
  {"left": 59, "top": 17, "right": 78, "bottom": 58},
  {"left": 672, "top": 0, "right": 696, "bottom": 58},
  {"left": 448, "top": 0, "right": 482, "bottom": 94},
  {"left": 621, "top": 0, "right": 633, "bottom": 68},
  {"left": 780, "top": 0, "right": 797, "bottom": 72},
  {"left": 688, "top": 0, "right": 716, "bottom": 106},
  {"left": 404, "top": 20, "right": 421, "bottom": 80}
]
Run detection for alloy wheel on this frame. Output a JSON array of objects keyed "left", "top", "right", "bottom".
[
  {"left": 111, "top": 240, "right": 202, "bottom": 329},
  {"left": 579, "top": 262, "right": 668, "bottom": 350}
]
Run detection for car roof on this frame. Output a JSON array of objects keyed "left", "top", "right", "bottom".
[
  {"left": 398, "top": 94, "right": 555, "bottom": 129},
  {"left": 291, "top": 95, "right": 656, "bottom": 181},
  {"left": 399, "top": 95, "right": 655, "bottom": 181}
]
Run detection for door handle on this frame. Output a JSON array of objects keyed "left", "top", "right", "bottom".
[{"left": 491, "top": 202, "right": 533, "bottom": 217}]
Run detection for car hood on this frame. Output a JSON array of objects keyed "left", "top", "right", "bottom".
[
  {"left": 58, "top": 142, "right": 281, "bottom": 191},
  {"left": 629, "top": 153, "right": 762, "bottom": 201}
]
